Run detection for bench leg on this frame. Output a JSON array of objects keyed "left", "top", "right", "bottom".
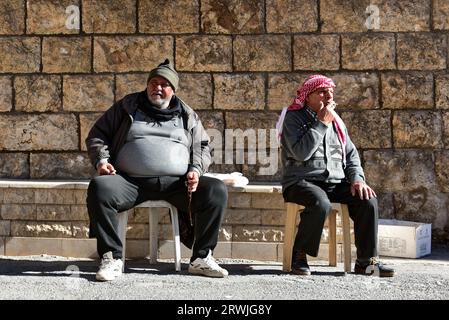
[
  {"left": 117, "top": 211, "right": 128, "bottom": 272},
  {"left": 283, "top": 204, "right": 300, "bottom": 272},
  {"left": 149, "top": 208, "right": 159, "bottom": 264},
  {"left": 328, "top": 208, "right": 337, "bottom": 267},
  {"left": 341, "top": 204, "right": 352, "bottom": 273},
  {"left": 170, "top": 207, "right": 182, "bottom": 272}
]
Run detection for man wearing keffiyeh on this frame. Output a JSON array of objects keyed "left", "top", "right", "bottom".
[{"left": 279, "top": 75, "right": 394, "bottom": 277}]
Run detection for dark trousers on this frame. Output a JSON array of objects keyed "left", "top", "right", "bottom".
[
  {"left": 87, "top": 174, "right": 228, "bottom": 260},
  {"left": 283, "top": 180, "right": 378, "bottom": 260}
]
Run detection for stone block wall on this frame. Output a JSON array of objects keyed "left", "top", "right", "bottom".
[{"left": 0, "top": 1, "right": 448, "bottom": 242}]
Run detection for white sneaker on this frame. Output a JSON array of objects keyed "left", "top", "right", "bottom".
[
  {"left": 95, "top": 252, "right": 123, "bottom": 281},
  {"left": 188, "top": 250, "right": 228, "bottom": 278}
]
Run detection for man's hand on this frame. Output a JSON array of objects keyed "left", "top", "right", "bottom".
[
  {"left": 351, "top": 181, "right": 376, "bottom": 200},
  {"left": 97, "top": 163, "right": 116, "bottom": 175},
  {"left": 317, "top": 101, "right": 335, "bottom": 125},
  {"left": 186, "top": 171, "right": 199, "bottom": 193}
]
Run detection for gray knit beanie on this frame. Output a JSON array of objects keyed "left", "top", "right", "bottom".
[{"left": 147, "top": 59, "right": 179, "bottom": 91}]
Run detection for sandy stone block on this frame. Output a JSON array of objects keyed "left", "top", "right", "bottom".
[
  {"left": 30, "top": 153, "right": 95, "bottom": 179},
  {"left": 176, "top": 36, "right": 232, "bottom": 72},
  {"left": 27, "top": 0, "right": 79, "bottom": 34},
  {"left": 340, "top": 110, "right": 391, "bottom": 148},
  {"left": 232, "top": 226, "right": 283, "bottom": 242},
  {"left": 224, "top": 209, "right": 261, "bottom": 225},
  {"left": 42, "top": 37, "right": 91, "bottom": 73},
  {"left": 293, "top": 35, "right": 339, "bottom": 70},
  {"left": 61, "top": 238, "right": 96, "bottom": 258},
  {"left": 342, "top": 34, "right": 395, "bottom": 70},
  {"left": 267, "top": 73, "right": 306, "bottom": 110},
  {"left": 158, "top": 240, "right": 196, "bottom": 259},
  {"left": 83, "top": 0, "right": 136, "bottom": 33},
  {"left": 0, "top": 237, "right": 4, "bottom": 254},
  {"left": 241, "top": 149, "right": 282, "bottom": 181},
  {"left": 266, "top": 0, "right": 317, "bottom": 33},
  {"left": 63, "top": 75, "right": 114, "bottom": 111},
  {"left": 397, "top": 34, "right": 446, "bottom": 70},
  {"left": 225, "top": 112, "right": 279, "bottom": 130},
  {"left": 177, "top": 73, "right": 212, "bottom": 110},
  {"left": 433, "top": 0, "right": 449, "bottom": 30},
  {"left": 72, "top": 222, "right": 89, "bottom": 238},
  {"left": 392, "top": 111, "right": 442, "bottom": 148},
  {"left": 0, "top": 37, "right": 40, "bottom": 73},
  {"left": 214, "top": 74, "right": 265, "bottom": 110},
  {"left": 1, "top": 204, "right": 36, "bottom": 220},
  {"left": 196, "top": 111, "right": 224, "bottom": 132},
  {"left": 129, "top": 207, "right": 167, "bottom": 224},
  {"left": 73, "top": 190, "right": 87, "bottom": 205},
  {"left": 0, "top": 1, "right": 25, "bottom": 34},
  {"left": 140, "top": 0, "right": 198, "bottom": 33},
  {"left": 0, "top": 76, "right": 12, "bottom": 111},
  {"left": 5, "top": 237, "right": 63, "bottom": 256},
  {"left": 0, "top": 114, "right": 78, "bottom": 151},
  {"left": 124, "top": 239, "right": 148, "bottom": 258},
  {"left": 377, "top": 193, "right": 395, "bottom": 219},
  {"left": 80, "top": 113, "right": 103, "bottom": 151},
  {"left": 260, "top": 209, "right": 285, "bottom": 226},
  {"left": 70, "top": 205, "right": 89, "bottom": 221},
  {"left": 127, "top": 223, "right": 149, "bottom": 239},
  {"left": 363, "top": 150, "right": 435, "bottom": 192},
  {"left": 393, "top": 192, "right": 449, "bottom": 233},
  {"left": 435, "top": 151, "right": 449, "bottom": 193},
  {"left": 3, "top": 189, "right": 35, "bottom": 204},
  {"left": 14, "top": 75, "right": 61, "bottom": 112},
  {"left": 321, "top": 0, "right": 429, "bottom": 32},
  {"left": 0, "top": 153, "right": 29, "bottom": 179},
  {"left": 228, "top": 193, "right": 252, "bottom": 208},
  {"left": 34, "top": 189, "right": 75, "bottom": 204},
  {"left": 11, "top": 221, "right": 72, "bottom": 238},
  {"left": 0, "top": 221, "right": 10, "bottom": 236},
  {"left": 201, "top": 0, "right": 263, "bottom": 34},
  {"left": 382, "top": 72, "right": 433, "bottom": 109},
  {"left": 332, "top": 73, "right": 379, "bottom": 110},
  {"left": 443, "top": 112, "right": 449, "bottom": 148},
  {"left": 251, "top": 193, "right": 285, "bottom": 209},
  {"left": 94, "top": 36, "right": 173, "bottom": 72},
  {"left": 36, "top": 205, "right": 72, "bottom": 221},
  {"left": 115, "top": 74, "right": 148, "bottom": 101},
  {"left": 234, "top": 35, "right": 291, "bottom": 71},
  {"left": 231, "top": 242, "right": 277, "bottom": 261},
  {"left": 436, "top": 74, "right": 449, "bottom": 109}
]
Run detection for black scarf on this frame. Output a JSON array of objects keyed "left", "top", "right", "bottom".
[{"left": 137, "top": 90, "right": 183, "bottom": 121}]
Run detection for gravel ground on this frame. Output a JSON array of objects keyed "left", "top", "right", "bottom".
[{"left": 0, "top": 246, "right": 448, "bottom": 301}]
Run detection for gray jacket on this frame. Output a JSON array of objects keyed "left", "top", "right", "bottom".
[
  {"left": 281, "top": 107, "right": 365, "bottom": 190},
  {"left": 85, "top": 92, "right": 211, "bottom": 175}
]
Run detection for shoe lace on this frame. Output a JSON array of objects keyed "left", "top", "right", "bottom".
[{"left": 100, "top": 255, "right": 117, "bottom": 270}]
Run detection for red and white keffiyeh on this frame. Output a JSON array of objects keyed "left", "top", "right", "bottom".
[{"left": 276, "top": 74, "right": 347, "bottom": 164}]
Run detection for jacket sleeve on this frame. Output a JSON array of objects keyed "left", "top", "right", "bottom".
[
  {"left": 281, "top": 111, "right": 329, "bottom": 162},
  {"left": 343, "top": 129, "right": 365, "bottom": 184},
  {"left": 85, "top": 101, "right": 122, "bottom": 169},
  {"left": 189, "top": 112, "right": 211, "bottom": 175}
]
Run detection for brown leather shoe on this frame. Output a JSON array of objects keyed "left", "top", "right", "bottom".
[
  {"left": 291, "top": 250, "right": 311, "bottom": 276},
  {"left": 354, "top": 257, "right": 395, "bottom": 277}
]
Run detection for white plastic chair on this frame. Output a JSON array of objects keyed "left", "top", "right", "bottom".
[{"left": 117, "top": 200, "right": 182, "bottom": 272}]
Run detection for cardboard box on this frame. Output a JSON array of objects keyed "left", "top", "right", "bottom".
[{"left": 378, "top": 219, "right": 431, "bottom": 258}]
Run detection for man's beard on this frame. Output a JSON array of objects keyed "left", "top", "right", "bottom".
[{"left": 148, "top": 94, "right": 171, "bottom": 109}]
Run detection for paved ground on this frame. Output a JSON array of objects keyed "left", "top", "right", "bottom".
[{"left": 0, "top": 246, "right": 448, "bottom": 302}]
